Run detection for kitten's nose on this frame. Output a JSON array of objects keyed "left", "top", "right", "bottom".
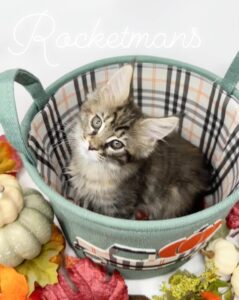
[{"left": 88, "top": 144, "right": 97, "bottom": 151}]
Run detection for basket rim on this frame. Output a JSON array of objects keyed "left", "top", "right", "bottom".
[{"left": 21, "top": 55, "right": 239, "bottom": 231}]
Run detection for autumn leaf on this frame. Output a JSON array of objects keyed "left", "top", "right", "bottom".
[
  {"left": 226, "top": 201, "right": 239, "bottom": 229},
  {"left": 29, "top": 257, "right": 128, "bottom": 300},
  {"left": 0, "top": 135, "right": 22, "bottom": 175},
  {"left": 49, "top": 225, "right": 66, "bottom": 265},
  {"left": 16, "top": 225, "right": 65, "bottom": 294},
  {"left": 201, "top": 291, "right": 221, "bottom": 300},
  {"left": 64, "top": 255, "right": 80, "bottom": 268},
  {"left": 27, "top": 285, "right": 42, "bottom": 300},
  {"left": 0, "top": 264, "right": 29, "bottom": 300}
]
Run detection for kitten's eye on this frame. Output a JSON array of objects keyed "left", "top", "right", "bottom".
[
  {"left": 109, "top": 140, "right": 124, "bottom": 150},
  {"left": 91, "top": 115, "right": 102, "bottom": 129}
]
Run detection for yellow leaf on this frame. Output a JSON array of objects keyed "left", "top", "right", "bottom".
[{"left": 16, "top": 226, "right": 65, "bottom": 294}]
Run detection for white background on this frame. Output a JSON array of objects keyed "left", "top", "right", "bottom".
[{"left": 0, "top": 0, "right": 238, "bottom": 298}]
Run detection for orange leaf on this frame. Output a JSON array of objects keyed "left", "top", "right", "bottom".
[
  {"left": 201, "top": 291, "right": 221, "bottom": 300},
  {"left": 49, "top": 225, "right": 66, "bottom": 266},
  {"left": 0, "top": 158, "right": 16, "bottom": 174},
  {"left": 64, "top": 256, "right": 80, "bottom": 268},
  {"left": 0, "top": 136, "right": 22, "bottom": 175},
  {"left": 50, "top": 225, "right": 65, "bottom": 245},
  {"left": 0, "top": 264, "right": 29, "bottom": 300}
]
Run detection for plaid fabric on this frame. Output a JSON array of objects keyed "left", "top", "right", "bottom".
[{"left": 28, "top": 63, "right": 239, "bottom": 207}]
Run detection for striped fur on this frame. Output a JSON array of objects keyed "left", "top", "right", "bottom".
[{"left": 68, "top": 66, "right": 210, "bottom": 219}]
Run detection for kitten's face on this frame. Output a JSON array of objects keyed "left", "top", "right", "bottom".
[
  {"left": 74, "top": 97, "right": 141, "bottom": 165},
  {"left": 72, "top": 65, "right": 179, "bottom": 166}
]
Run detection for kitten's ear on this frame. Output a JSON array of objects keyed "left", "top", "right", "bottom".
[
  {"left": 132, "top": 116, "right": 179, "bottom": 158},
  {"left": 139, "top": 116, "right": 179, "bottom": 141},
  {"left": 100, "top": 65, "right": 133, "bottom": 106}
]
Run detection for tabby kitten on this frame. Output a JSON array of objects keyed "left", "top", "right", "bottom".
[{"left": 68, "top": 65, "right": 210, "bottom": 219}]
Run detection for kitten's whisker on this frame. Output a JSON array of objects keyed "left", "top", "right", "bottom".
[
  {"left": 51, "top": 137, "right": 76, "bottom": 147},
  {"left": 51, "top": 140, "right": 77, "bottom": 150},
  {"left": 161, "top": 138, "right": 168, "bottom": 144}
]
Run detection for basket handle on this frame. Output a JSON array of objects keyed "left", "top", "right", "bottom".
[
  {"left": 0, "top": 69, "right": 48, "bottom": 163},
  {"left": 221, "top": 51, "right": 239, "bottom": 94}
]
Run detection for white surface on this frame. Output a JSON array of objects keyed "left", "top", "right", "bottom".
[{"left": 0, "top": 0, "right": 238, "bottom": 297}]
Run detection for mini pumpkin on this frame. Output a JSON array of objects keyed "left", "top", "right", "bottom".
[
  {"left": 0, "top": 174, "right": 24, "bottom": 227},
  {"left": 205, "top": 238, "right": 238, "bottom": 276},
  {"left": 0, "top": 188, "right": 54, "bottom": 267},
  {"left": 231, "top": 265, "right": 239, "bottom": 296}
]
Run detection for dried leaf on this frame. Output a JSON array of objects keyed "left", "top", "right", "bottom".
[
  {"left": 0, "top": 135, "right": 22, "bottom": 175},
  {"left": 0, "top": 264, "right": 29, "bottom": 300},
  {"left": 16, "top": 225, "right": 65, "bottom": 294},
  {"left": 29, "top": 257, "right": 128, "bottom": 300}
]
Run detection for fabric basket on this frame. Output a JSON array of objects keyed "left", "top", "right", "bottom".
[{"left": 1, "top": 53, "right": 239, "bottom": 279}]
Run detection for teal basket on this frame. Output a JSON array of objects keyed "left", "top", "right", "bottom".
[{"left": 1, "top": 53, "right": 239, "bottom": 279}]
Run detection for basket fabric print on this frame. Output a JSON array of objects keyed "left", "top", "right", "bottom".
[{"left": 0, "top": 54, "right": 239, "bottom": 278}]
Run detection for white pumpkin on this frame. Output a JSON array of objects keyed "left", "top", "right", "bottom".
[
  {"left": 0, "top": 174, "right": 24, "bottom": 227},
  {"left": 231, "top": 265, "right": 239, "bottom": 296},
  {"left": 206, "top": 238, "right": 238, "bottom": 276},
  {"left": 0, "top": 188, "right": 54, "bottom": 267}
]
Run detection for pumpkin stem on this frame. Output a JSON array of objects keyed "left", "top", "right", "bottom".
[
  {"left": 0, "top": 185, "right": 4, "bottom": 197},
  {"left": 200, "top": 249, "right": 215, "bottom": 259}
]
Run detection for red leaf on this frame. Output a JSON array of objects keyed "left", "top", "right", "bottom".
[
  {"left": 28, "top": 258, "right": 128, "bottom": 300},
  {"left": 230, "top": 201, "right": 239, "bottom": 216},
  {"left": 28, "top": 286, "right": 42, "bottom": 300},
  {"left": 226, "top": 201, "right": 239, "bottom": 229},
  {"left": 226, "top": 213, "right": 239, "bottom": 229}
]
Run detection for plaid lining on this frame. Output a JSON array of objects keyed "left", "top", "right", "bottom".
[{"left": 28, "top": 62, "right": 239, "bottom": 207}]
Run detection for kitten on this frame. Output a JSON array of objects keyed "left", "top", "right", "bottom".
[{"left": 68, "top": 65, "right": 210, "bottom": 219}]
